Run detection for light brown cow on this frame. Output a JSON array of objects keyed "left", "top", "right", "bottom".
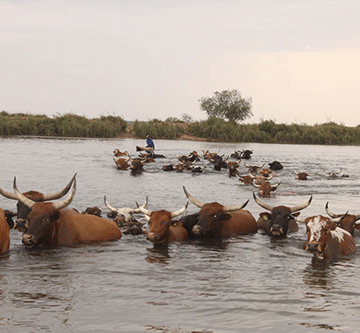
[
  {"left": 254, "top": 180, "right": 281, "bottom": 197},
  {"left": 113, "top": 156, "right": 130, "bottom": 170},
  {"left": 113, "top": 149, "right": 128, "bottom": 157},
  {"left": 294, "top": 170, "right": 315, "bottom": 180},
  {"left": 325, "top": 202, "right": 360, "bottom": 236},
  {"left": 0, "top": 208, "right": 10, "bottom": 254},
  {"left": 11, "top": 177, "right": 121, "bottom": 247}
]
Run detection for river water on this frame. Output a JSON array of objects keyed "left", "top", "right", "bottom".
[{"left": 1, "top": 137, "right": 360, "bottom": 333}]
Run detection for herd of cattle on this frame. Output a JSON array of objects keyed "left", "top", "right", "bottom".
[{"left": 0, "top": 148, "right": 358, "bottom": 262}]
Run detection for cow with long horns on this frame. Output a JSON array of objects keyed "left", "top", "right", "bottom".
[
  {"left": 253, "top": 193, "right": 312, "bottom": 238},
  {"left": 7, "top": 177, "right": 121, "bottom": 247},
  {"left": 137, "top": 202, "right": 189, "bottom": 244},
  {"left": 325, "top": 202, "right": 360, "bottom": 236},
  {"left": 0, "top": 173, "right": 77, "bottom": 231},
  {"left": 183, "top": 187, "right": 257, "bottom": 239},
  {"left": 297, "top": 214, "right": 356, "bottom": 259}
]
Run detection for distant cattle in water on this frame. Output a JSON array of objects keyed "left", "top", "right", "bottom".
[
  {"left": 0, "top": 208, "right": 10, "bottom": 254},
  {"left": 123, "top": 221, "right": 145, "bottom": 235},
  {"left": 113, "top": 156, "right": 130, "bottom": 170},
  {"left": 183, "top": 187, "right": 257, "bottom": 239},
  {"left": 240, "top": 149, "right": 253, "bottom": 159},
  {"left": 238, "top": 174, "right": 254, "bottom": 185},
  {"left": 226, "top": 161, "right": 241, "bottom": 177},
  {"left": 325, "top": 202, "right": 360, "bottom": 236},
  {"left": 202, "top": 150, "right": 220, "bottom": 160},
  {"left": 177, "top": 151, "right": 200, "bottom": 163},
  {"left": 294, "top": 170, "right": 315, "bottom": 180},
  {"left": 138, "top": 202, "right": 189, "bottom": 244},
  {"left": 82, "top": 206, "right": 102, "bottom": 217},
  {"left": 209, "top": 154, "right": 228, "bottom": 171},
  {"left": 245, "top": 163, "right": 265, "bottom": 174},
  {"left": 254, "top": 180, "right": 281, "bottom": 197},
  {"left": 324, "top": 168, "right": 342, "bottom": 177},
  {"left": 250, "top": 173, "right": 273, "bottom": 185},
  {"left": 268, "top": 161, "right": 283, "bottom": 171},
  {"left": 113, "top": 149, "right": 128, "bottom": 157},
  {"left": 162, "top": 164, "right": 175, "bottom": 172},
  {"left": 10, "top": 177, "right": 121, "bottom": 247},
  {"left": 253, "top": 193, "right": 312, "bottom": 238},
  {"left": 257, "top": 168, "right": 273, "bottom": 178},
  {"left": 129, "top": 158, "right": 145, "bottom": 174},
  {"left": 297, "top": 214, "right": 356, "bottom": 259}
]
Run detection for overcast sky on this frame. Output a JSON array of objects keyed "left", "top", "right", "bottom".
[{"left": 1, "top": 0, "right": 360, "bottom": 126}]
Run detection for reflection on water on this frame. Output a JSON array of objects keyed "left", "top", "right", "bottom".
[{"left": 1, "top": 138, "right": 360, "bottom": 332}]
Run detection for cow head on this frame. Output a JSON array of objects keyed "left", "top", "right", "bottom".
[
  {"left": 0, "top": 173, "right": 77, "bottom": 231},
  {"left": 183, "top": 186, "right": 248, "bottom": 238},
  {"left": 11, "top": 176, "right": 76, "bottom": 246},
  {"left": 253, "top": 193, "right": 312, "bottom": 238},
  {"left": 138, "top": 202, "right": 188, "bottom": 244},
  {"left": 298, "top": 214, "right": 347, "bottom": 258},
  {"left": 325, "top": 202, "right": 360, "bottom": 236},
  {"left": 104, "top": 196, "right": 148, "bottom": 224}
]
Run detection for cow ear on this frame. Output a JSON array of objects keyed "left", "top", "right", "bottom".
[
  {"left": 220, "top": 213, "right": 232, "bottom": 222},
  {"left": 259, "top": 212, "right": 271, "bottom": 220},
  {"left": 292, "top": 212, "right": 301, "bottom": 217}
]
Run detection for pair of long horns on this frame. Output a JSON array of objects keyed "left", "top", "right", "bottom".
[
  {"left": 104, "top": 196, "right": 148, "bottom": 214},
  {"left": 0, "top": 173, "right": 77, "bottom": 202},
  {"left": 11, "top": 175, "right": 76, "bottom": 211},
  {"left": 253, "top": 192, "right": 312, "bottom": 213},
  {"left": 136, "top": 200, "right": 189, "bottom": 218},
  {"left": 296, "top": 212, "right": 348, "bottom": 224},
  {"left": 183, "top": 186, "right": 249, "bottom": 212}
]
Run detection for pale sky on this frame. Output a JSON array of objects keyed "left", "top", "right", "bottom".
[{"left": 1, "top": 0, "right": 360, "bottom": 126}]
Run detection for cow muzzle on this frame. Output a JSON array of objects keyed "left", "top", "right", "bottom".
[
  {"left": 22, "top": 233, "right": 36, "bottom": 246},
  {"left": 192, "top": 224, "right": 201, "bottom": 235},
  {"left": 269, "top": 224, "right": 284, "bottom": 237},
  {"left": 305, "top": 242, "right": 320, "bottom": 253},
  {"left": 146, "top": 231, "right": 159, "bottom": 242},
  {"left": 14, "top": 218, "right": 29, "bottom": 233}
]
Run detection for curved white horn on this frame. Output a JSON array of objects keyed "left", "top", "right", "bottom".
[
  {"left": 42, "top": 173, "right": 77, "bottom": 201},
  {"left": 52, "top": 177, "right": 76, "bottom": 210},
  {"left": 183, "top": 186, "right": 204, "bottom": 208},
  {"left": 171, "top": 202, "right": 189, "bottom": 218},
  {"left": 13, "top": 177, "right": 36, "bottom": 208}
]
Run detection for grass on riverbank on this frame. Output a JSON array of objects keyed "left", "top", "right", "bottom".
[{"left": 1, "top": 111, "right": 360, "bottom": 145}]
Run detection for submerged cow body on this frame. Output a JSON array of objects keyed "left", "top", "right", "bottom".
[
  {"left": 298, "top": 214, "right": 356, "bottom": 259},
  {"left": 183, "top": 187, "right": 257, "bottom": 239},
  {"left": 254, "top": 193, "right": 312, "bottom": 238},
  {"left": 9, "top": 177, "right": 121, "bottom": 247},
  {"left": 0, "top": 208, "right": 10, "bottom": 254}
]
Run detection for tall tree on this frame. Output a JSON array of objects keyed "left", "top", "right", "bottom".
[{"left": 199, "top": 89, "right": 253, "bottom": 123}]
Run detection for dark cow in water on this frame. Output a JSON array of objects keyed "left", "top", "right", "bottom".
[
  {"left": 9, "top": 177, "right": 121, "bottom": 247},
  {"left": 253, "top": 193, "right": 312, "bottom": 238},
  {"left": 226, "top": 161, "right": 241, "bottom": 177},
  {"left": 297, "top": 214, "right": 356, "bottom": 259},
  {"left": 0, "top": 173, "right": 77, "bottom": 230},
  {"left": 325, "top": 202, "right": 360, "bottom": 236},
  {"left": 0, "top": 208, "right": 10, "bottom": 254},
  {"left": 183, "top": 187, "right": 257, "bottom": 239},
  {"left": 268, "top": 161, "right": 283, "bottom": 171},
  {"left": 138, "top": 202, "right": 189, "bottom": 244}
]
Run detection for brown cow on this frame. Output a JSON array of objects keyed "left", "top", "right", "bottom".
[
  {"left": 257, "top": 168, "right": 273, "bottom": 178},
  {"left": 113, "top": 149, "right": 128, "bottom": 157},
  {"left": 254, "top": 180, "right": 281, "bottom": 197},
  {"left": 138, "top": 203, "right": 189, "bottom": 244},
  {"left": 11, "top": 177, "right": 121, "bottom": 247},
  {"left": 298, "top": 214, "right": 356, "bottom": 259},
  {"left": 183, "top": 187, "right": 257, "bottom": 238},
  {"left": 325, "top": 202, "right": 360, "bottom": 236},
  {"left": 294, "top": 170, "right": 315, "bottom": 180},
  {"left": 238, "top": 174, "right": 254, "bottom": 185},
  {"left": 226, "top": 161, "right": 241, "bottom": 177},
  {"left": 0, "top": 173, "right": 77, "bottom": 230},
  {"left": 253, "top": 193, "right": 312, "bottom": 238},
  {"left": 0, "top": 208, "right": 10, "bottom": 254},
  {"left": 113, "top": 156, "right": 130, "bottom": 170}
]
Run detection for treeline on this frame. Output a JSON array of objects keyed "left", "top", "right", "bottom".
[
  {"left": 132, "top": 118, "right": 360, "bottom": 146},
  {"left": 1, "top": 112, "right": 360, "bottom": 145},
  {"left": 0, "top": 112, "right": 127, "bottom": 138}
]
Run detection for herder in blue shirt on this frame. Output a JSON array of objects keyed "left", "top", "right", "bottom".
[{"left": 146, "top": 135, "right": 155, "bottom": 150}]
